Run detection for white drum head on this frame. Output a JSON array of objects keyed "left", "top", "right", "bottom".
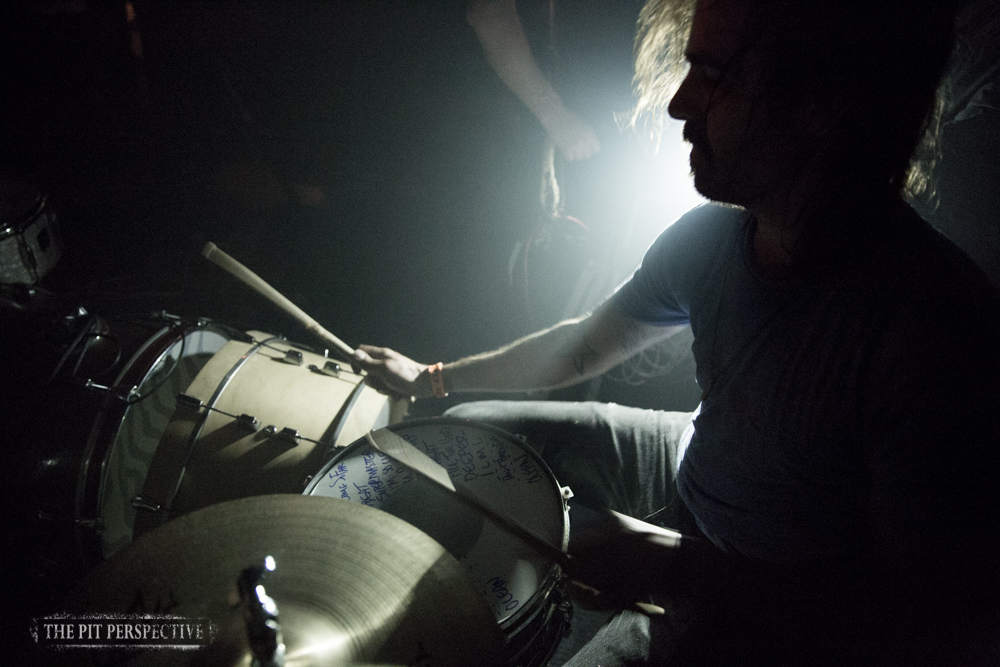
[
  {"left": 306, "top": 419, "right": 568, "bottom": 624},
  {"left": 98, "top": 327, "right": 229, "bottom": 557}
]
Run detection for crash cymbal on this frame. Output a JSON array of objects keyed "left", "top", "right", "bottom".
[{"left": 58, "top": 495, "right": 507, "bottom": 666}]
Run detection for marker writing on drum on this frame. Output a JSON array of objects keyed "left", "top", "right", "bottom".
[
  {"left": 366, "top": 429, "right": 570, "bottom": 568},
  {"left": 366, "top": 428, "right": 672, "bottom": 617}
]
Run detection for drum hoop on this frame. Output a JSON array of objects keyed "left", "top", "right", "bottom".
[
  {"left": 324, "top": 378, "right": 371, "bottom": 457},
  {"left": 306, "top": 416, "right": 571, "bottom": 634},
  {"left": 74, "top": 320, "right": 230, "bottom": 555},
  {"left": 0, "top": 193, "right": 45, "bottom": 237}
]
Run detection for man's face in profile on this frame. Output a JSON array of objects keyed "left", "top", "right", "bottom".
[{"left": 668, "top": 0, "right": 830, "bottom": 209}]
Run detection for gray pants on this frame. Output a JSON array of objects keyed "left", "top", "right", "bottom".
[{"left": 444, "top": 400, "right": 696, "bottom": 666}]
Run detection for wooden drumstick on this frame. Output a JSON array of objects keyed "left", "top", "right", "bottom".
[{"left": 200, "top": 242, "right": 355, "bottom": 358}]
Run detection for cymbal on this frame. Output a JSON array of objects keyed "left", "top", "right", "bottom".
[{"left": 60, "top": 495, "right": 508, "bottom": 666}]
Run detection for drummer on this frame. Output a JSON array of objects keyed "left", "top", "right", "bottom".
[{"left": 355, "top": 0, "right": 1000, "bottom": 664}]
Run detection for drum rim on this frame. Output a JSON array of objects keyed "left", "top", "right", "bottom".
[
  {"left": 74, "top": 318, "right": 232, "bottom": 562},
  {"left": 0, "top": 192, "right": 45, "bottom": 236},
  {"left": 304, "top": 416, "right": 570, "bottom": 634}
]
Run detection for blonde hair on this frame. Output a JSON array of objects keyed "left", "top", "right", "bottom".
[{"left": 629, "top": 0, "right": 697, "bottom": 143}]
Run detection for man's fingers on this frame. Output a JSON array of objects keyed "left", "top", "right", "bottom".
[{"left": 357, "top": 344, "right": 394, "bottom": 360}]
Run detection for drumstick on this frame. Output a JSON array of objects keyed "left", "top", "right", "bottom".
[
  {"left": 365, "top": 429, "right": 569, "bottom": 567},
  {"left": 366, "top": 428, "right": 666, "bottom": 616},
  {"left": 200, "top": 242, "right": 354, "bottom": 358}
]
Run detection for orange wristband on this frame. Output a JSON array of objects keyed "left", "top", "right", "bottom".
[{"left": 428, "top": 362, "right": 447, "bottom": 398}]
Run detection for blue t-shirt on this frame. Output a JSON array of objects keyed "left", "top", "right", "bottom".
[{"left": 613, "top": 202, "right": 1000, "bottom": 565}]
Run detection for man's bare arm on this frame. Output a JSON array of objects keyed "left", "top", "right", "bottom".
[{"left": 353, "top": 300, "right": 685, "bottom": 398}]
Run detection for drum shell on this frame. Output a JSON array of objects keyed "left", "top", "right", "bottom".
[
  {"left": 133, "top": 333, "right": 392, "bottom": 540},
  {"left": 33, "top": 319, "right": 394, "bottom": 583}
]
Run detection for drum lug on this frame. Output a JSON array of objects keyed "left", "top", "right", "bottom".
[
  {"left": 308, "top": 361, "right": 340, "bottom": 377},
  {"left": 560, "top": 486, "right": 574, "bottom": 500},
  {"left": 277, "top": 428, "right": 300, "bottom": 445},
  {"left": 177, "top": 393, "right": 259, "bottom": 432},
  {"left": 131, "top": 496, "right": 162, "bottom": 513},
  {"left": 235, "top": 414, "right": 261, "bottom": 432},
  {"left": 282, "top": 350, "right": 304, "bottom": 366},
  {"left": 262, "top": 426, "right": 301, "bottom": 446}
]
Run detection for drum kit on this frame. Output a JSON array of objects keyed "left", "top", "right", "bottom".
[{"left": 5, "top": 185, "right": 574, "bottom": 666}]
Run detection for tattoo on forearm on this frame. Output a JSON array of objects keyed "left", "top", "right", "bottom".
[
  {"left": 620, "top": 328, "right": 645, "bottom": 355},
  {"left": 572, "top": 337, "right": 601, "bottom": 377}
]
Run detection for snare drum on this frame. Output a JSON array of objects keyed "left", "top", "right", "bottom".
[
  {"left": 35, "top": 315, "right": 393, "bottom": 575},
  {"left": 0, "top": 179, "right": 62, "bottom": 284},
  {"left": 305, "top": 418, "right": 572, "bottom": 666}
]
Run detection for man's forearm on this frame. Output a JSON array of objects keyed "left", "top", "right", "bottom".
[{"left": 442, "top": 317, "right": 610, "bottom": 394}]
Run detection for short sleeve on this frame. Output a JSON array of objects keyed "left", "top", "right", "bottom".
[{"left": 612, "top": 204, "right": 738, "bottom": 326}]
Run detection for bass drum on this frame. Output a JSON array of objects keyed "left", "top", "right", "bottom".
[
  {"left": 305, "top": 418, "right": 573, "bottom": 667},
  {"left": 35, "top": 314, "right": 394, "bottom": 576},
  {"left": 130, "top": 329, "right": 396, "bottom": 543}
]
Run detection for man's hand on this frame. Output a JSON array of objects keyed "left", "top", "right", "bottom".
[
  {"left": 542, "top": 105, "right": 601, "bottom": 162},
  {"left": 352, "top": 345, "right": 432, "bottom": 399}
]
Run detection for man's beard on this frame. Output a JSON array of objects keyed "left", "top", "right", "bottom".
[
  {"left": 682, "top": 121, "right": 728, "bottom": 202},
  {"left": 682, "top": 121, "right": 713, "bottom": 164}
]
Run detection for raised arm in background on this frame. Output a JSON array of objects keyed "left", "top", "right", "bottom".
[{"left": 466, "top": 0, "right": 601, "bottom": 161}]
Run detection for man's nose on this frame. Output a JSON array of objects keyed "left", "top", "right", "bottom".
[{"left": 668, "top": 75, "right": 698, "bottom": 121}]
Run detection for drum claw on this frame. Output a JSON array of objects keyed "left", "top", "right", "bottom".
[
  {"left": 282, "top": 350, "right": 304, "bottom": 366},
  {"left": 309, "top": 361, "right": 341, "bottom": 377}
]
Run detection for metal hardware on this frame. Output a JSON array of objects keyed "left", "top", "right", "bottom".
[
  {"left": 256, "top": 424, "right": 322, "bottom": 447},
  {"left": 302, "top": 476, "right": 313, "bottom": 487},
  {"left": 277, "top": 428, "right": 300, "bottom": 445},
  {"left": 560, "top": 486, "right": 574, "bottom": 500},
  {"left": 131, "top": 496, "right": 162, "bottom": 513},
  {"left": 236, "top": 414, "right": 261, "bottom": 432},
  {"left": 83, "top": 379, "right": 140, "bottom": 404},
  {"left": 176, "top": 393, "right": 259, "bottom": 432},
  {"left": 309, "top": 361, "right": 340, "bottom": 377},
  {"left": 282, "top": 350, "right": 303, "bottom": 366},
  {"left": 238, "top": 557, "right": 285, "bottom": 667},
  {"left": 176, "top": 393, "right": 204, "bottom": 409}
]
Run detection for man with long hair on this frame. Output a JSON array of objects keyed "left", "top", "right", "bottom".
[{"left": 356, "top": 0, "right": 1000, "bottom": 663}]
